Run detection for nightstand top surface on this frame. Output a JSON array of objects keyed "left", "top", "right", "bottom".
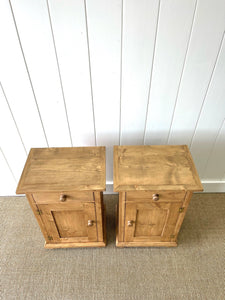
[
  {"left": 113, "top": 145, "right": 203, "bottom": 192},
  {"left": 16, "top": 147, "right": 106, "bottom": 193}
]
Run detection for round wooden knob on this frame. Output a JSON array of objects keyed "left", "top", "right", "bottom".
[
  {"left": 88, "top": 220, "right": 94, "bottom": 227},
  {"left": 152, "top": 193, "right": 159, "bottom": 201},
  {"left": 60, "top": 194, "right": 67, "bottom": 202},
  {"left": 127, "top": 220, "right": 134, "bottom": 226}
]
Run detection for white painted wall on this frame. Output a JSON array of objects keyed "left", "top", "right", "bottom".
[{"left": 0, "top": 0, "right": 225, "bottom": 195}]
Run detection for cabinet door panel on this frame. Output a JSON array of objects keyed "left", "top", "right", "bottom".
[
  {"left": 38, "top": 202, "right": 97, "bottom": 243},
  {"left": 125, "top": 202, "right": 182, "bottom": 242}
]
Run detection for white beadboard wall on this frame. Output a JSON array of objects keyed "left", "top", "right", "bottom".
[{"left": 0, "top": 0, "right": 225, "bottom": 195}]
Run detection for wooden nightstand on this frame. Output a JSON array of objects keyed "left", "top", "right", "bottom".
[
  {"left": 114, "top": 145, "right": 203, "bottom": 247},
  {"left": 16, "top": 147, "right": 106, "bottom": 249}
]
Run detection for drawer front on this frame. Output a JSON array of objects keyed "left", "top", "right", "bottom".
[
  {"left": 126, "top": 191, "right": 186, "bottom": 203},
  {"left": 33, "top": 191, "right": 94, "bottom": 204}
]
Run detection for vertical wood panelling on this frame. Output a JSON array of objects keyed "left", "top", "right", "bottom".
[
  {"left": 0, "top": 0, "right": 47, "bottom": 151},
  {"left": 120, "top": 0, "right": 160, "bottom": 145},
  {"left": 144, "top": 0, "right": 196, "bottom": 145},
  {"left": 168, "top": 0, "right": 225, "bottom": 145},
  {"left": 203, "top": 120, "right": 225, "bottom": 180},
  {"left": 0, "top": 149, "right": 16, "bottom": 196},
  {"left": 85, "top": 0, "right": 121, "bottom": 181},
  {"left": 0, "top": 0, "right": 225, "bottom": 194},
  {"left": 190, "top": 37, "right": 225, "bottom": 178},
  {"left": 0, "top": 84, "right": 27, "bottom": 181},
  {"left": 10, "top": 0, "right": 72, "bottom": 147},
  {"left": 47, "top": 0, "right": 95, "bottom": 146}
]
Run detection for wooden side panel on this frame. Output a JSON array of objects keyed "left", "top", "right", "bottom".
[
  {"left": 118, "top": 192, "right": 126, "bottom": 242},
  {"left": 10, "top": 0, "right": 71, "bottom": 147},
  {"left": 173, "top": 192, "right": 192, "bottom": 242},
  {"left": 161, "top": 202, "right": 183, "bottom": 242},
  {"left": 47, "top": 0, "right": 95, "bottom": 146},
  {"left": 26, "top": 193, "right": 49, "bottom": 242},
  {"left": 168, "top": 0, "right": 225, "bottom": 145},
  {"left": 120, "top": 0, "right": 159, "bottom": 145},
  {"left": 145, "top": 0, "right": 196, "bottom": 144},
  {"left": 94, "top": 192, "right": 104, "bottom": 242}
]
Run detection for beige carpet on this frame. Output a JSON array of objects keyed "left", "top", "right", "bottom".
[{"left": 0, "top": 193, "right": 224, "bottom": 300}]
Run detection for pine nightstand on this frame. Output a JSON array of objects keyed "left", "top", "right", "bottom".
[
  {"left": 114, "top": 145, "right": 203, "bottom": 247},
  {"left": 16, "top": 147, "right": 106, "bottom": 249}
]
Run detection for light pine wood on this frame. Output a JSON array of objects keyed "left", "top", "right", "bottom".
[
  {"left": 33, "top": 191, "right": 94, "bottom": 204},
  {"left": 172, "top": 191, "right": 193, "bottom": 243},
  {"left": 114, "top": 145, "right": 203, "bottom": 247},
  {"left": 118, "top": 192, "right": 126, "bottom": 242},
  {"left": 26, "top": 193, "right": 50, "bottom": 242},
  {"left": 94, "top": 192, "right": 104, "bottom": 242},
  {"left": 45, "top": 203, "right": 107, "bottom": 249},
  {"left": 38, "top": 202, "right": 97, "bottom": 243},
  {"left": 17, "top": 147, "right": 106, "bottom": 248},
  {"left": 124, "top": 202, "right": 182, "bottom": 243},
  {"left": 126, "top": 191, "right": 186, "bottom": 203},
  {"left": 45, "top": 241, "right": 106, "bottom": 249},
  {"left": 114, "top": 145, "right": 203, "bottom": 192},
  {"left": 17, "top": 147, "right": 106, "bottom": 194}
]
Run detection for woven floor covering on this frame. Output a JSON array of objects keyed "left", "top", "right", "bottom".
[{"left": 1, "top": 193, "right": 224, "bottom": 300}]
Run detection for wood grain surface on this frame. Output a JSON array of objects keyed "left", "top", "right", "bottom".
[
  {"left": 16, "top": 147, "right": 106, "bottom": 193},
  {"left": 114, "top": 145, "right": 203, "bottom": 191}
]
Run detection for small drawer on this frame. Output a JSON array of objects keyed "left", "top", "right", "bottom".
[
  {"left": 32, "top": 191, "right": 94, "bottom": 204},
  {"left": 126, "top": 191, "right": 186, "bottom": 203}
]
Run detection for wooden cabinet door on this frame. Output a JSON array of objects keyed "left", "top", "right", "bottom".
[
  {"left": 124, "top": 202, "right": 182, "bottom": 242},
  {"left": 38, "top": 202, "right": 97, "bottom": 243}
]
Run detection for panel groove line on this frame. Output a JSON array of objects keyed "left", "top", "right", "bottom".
[
  {"left": 0, "top": 148, "right": 16, "bottom": 181},
  {"left": 166, "top": 0, "right": 198, "bottom": 144},
  {"left": 46, "top": 0, "right": 73, "bottom": 147},
  {"left": 143, "top": 0, "right": 161, "bottom": 145},
  {"left": 0, "top": 82, "right": 27, "bottom": 155},
  {"left": 84, "top": 0, "right": 97, "bottom": 146},
  {"left": 10, "top": 0, "right": 72, "bottom": 146},
  {"left": 8, "top": 0, "right": 49, "bottom": 148},
  {"left": 167, "top": 0, "right": 225, "bottom": 146},
  {"left": 119, "top": 0, "right": 124, "bottom": 146},
  {"left": 189, "top": 30, "right": 225, "bottom": 149},
  {"left": 120, "top": 0, "right": 160, "bottom": 145}
]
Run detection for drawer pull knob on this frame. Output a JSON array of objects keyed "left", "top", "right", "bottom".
[
  {"left": 88, "top": 220, "right": 94, "bottom": 227},
  {"left": 152, "top": 193, "right": 159, "bottom": 201},
  {"left": 127, "top": 220, "right": 134, "bottom": 226},
  {"left": 60, "top": 194, "right": 67, "bottom": 202}
]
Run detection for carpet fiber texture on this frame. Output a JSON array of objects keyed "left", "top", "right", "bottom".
[{"left": 1, "top": 193, "right": 224, "bottom": 300}]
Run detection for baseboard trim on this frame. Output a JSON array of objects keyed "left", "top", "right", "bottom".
[{"left": 201, "top": 181, "right": 225, "bottom": 192}]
